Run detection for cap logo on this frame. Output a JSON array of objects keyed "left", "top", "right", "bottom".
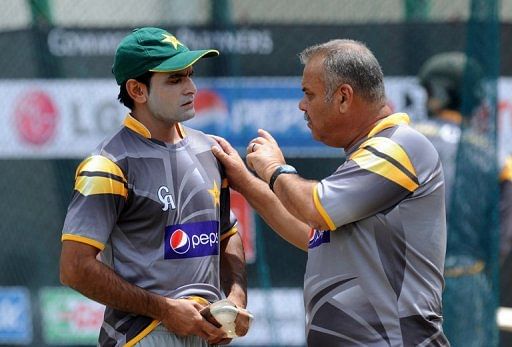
[{"left": 161, "top": 33, "right": 183, "bottom": 50}]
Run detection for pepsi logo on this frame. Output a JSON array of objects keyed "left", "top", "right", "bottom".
[
  {"left": 14, "top": 90, "right": 58, "bottom": 145},
  {"left": 170, "top": 229, "right": 190, "bottom": 254},
  {"left": 309, "top": 229, "right": 320, "bottom": 243},
  {"left": 164, "top": 221, "right": 220, "bottom": 259},
  {"left": 308, "top": 229, "right": 330, "bottom": 249}
]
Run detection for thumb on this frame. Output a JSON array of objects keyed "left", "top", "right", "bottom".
[
  {"left": 211, "top": 145, "right": 226, "bottom": 160},
  {"left": 258, "top": 129, "right": 278, "bottom": 145},
  {"left": 211, "top": 135, "right": 236, "bottom": 155},
  {"left": 212, "top": 146, "right": 235, "bottom": 167}
]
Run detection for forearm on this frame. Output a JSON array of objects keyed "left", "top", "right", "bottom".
[
  {"left": 220, "top": 233, "right": 247, "bottom": 307},
  {"left": 238, "top": 175, "right": 310, "bottom": 250},
  {"left": 60, "top": 242, "right": 167, "bottom": 320},
  {"left": 271, "top": 173, "right": 330, "bottom": 231}
]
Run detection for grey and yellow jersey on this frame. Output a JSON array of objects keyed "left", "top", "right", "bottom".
[
  {"left": 307, "top": 113, "right": 449, "bottom": 346},
  {"left": 61, "top": 115, "right": 237, "bottom": 347}
]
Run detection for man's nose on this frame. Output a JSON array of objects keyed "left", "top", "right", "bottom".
[
  {"left": 185, "top": 78, "right": 197, "bottom": 95},
  {"left": 298, "top": 98, "right": 307, "bottom": 112}
]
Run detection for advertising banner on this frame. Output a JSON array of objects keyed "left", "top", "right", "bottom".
[
  {"left": 37, "top": 286, "right": 303, "bottom": 346},
  {"left": 0, "top": 77, "right": 511, "bottom": 162},
  {"left": 3, "top": 24, "right": 512, "bottom": 78},
  {"left": 39, "top": 287, "right": 104, "bottom": 345},
  {"left": 0, "top": 287, "right": 32, "bottom": 345}
]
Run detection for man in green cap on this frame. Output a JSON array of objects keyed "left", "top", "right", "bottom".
[{"left": 59, "top": 27, "right": 249, "bottom": 346}]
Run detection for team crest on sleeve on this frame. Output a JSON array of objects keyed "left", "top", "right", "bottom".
[
  {"left": 308, "top": 229, "right": 330, "bottom": 249},
  {"left": 164, "top": 221, "right": 220, "bottom": 259}
]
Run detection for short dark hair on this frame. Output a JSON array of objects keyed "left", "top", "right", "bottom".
[
  {"left": 299, "top": 39, "right": 386, "bottom": 104},
  {"left": 117, "top": 71, "right": 154, "bottom": 110}
]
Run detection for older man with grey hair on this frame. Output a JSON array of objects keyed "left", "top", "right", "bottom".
[{"left": 212, "top": 39, "right": 449, "bottom": 346}]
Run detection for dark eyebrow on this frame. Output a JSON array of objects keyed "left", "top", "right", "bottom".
[{"left": 167, "top": 68, "right": 194, "bottom": 79}]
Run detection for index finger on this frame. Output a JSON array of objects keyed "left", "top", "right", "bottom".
[
  {"left": 200, "top": 321, "right": 227, "bottom": 341},
  {"left": 210, "top": 135, "right": 236, "bottom": 156},
  {"left": 257, "top": 129, "right": 278, "bottom": 145}
]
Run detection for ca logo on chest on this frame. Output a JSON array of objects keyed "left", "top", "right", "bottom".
[{"left": 158, "top": 186, "right": 176, "bottom": 211}]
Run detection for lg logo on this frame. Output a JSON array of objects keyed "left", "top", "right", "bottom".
[{"left": 158, "top": 186, "right": 176, "bottom": 211}]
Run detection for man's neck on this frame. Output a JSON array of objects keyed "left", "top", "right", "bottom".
[
  {"left": 131, "top": 111, "right": 183, "bottom": 143},
  {"left": 345, "top": 104, "right": 392, "bottom": 149}
]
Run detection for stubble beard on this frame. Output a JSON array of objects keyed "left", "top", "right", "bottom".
[{"left": 148, "top": 100, "right": 195, "bottom": 125}]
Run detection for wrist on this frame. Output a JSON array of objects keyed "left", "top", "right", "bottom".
[
  {"left": 262, "top": 163, "right": 282, "bottom": 183},
  {"left": 236, "top": 172, "right": 262, "bottom": 196},
  {"left": 268, "top": 165, "right": 298, "bottom": 192},
  {"left": 147, "top": 294, "right": 170, "bottom": 321}
]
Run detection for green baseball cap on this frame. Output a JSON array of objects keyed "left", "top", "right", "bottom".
[{"left": 112, "top": 27, "right": 219, "bottom": 85}]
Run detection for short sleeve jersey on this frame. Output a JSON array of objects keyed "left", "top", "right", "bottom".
[
  {"left": 61, "top": 115, "right": 238, "bottom": 347},
  {"left": 306, "top": 113, "right": 449, "bottom": 346}
]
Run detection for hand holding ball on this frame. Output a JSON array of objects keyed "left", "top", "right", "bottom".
[{"left": 200, "top": 299, "right": 253, "bottom": 338}]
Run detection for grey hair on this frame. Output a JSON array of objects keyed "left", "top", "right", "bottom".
[{"left": 299, "top": 39, "right": 386, "bottom": 103}]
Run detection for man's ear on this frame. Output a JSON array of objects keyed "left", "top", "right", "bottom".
[
  {"left": 125, "top": 79, "right": 147, "bottom": 104},
  {"left": 336, "top": 84, "right": 353, "bottom": 113}
]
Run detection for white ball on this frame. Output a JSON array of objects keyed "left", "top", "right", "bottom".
[{"left": 210, "top": 301, "right": 239, "bottom": 338}]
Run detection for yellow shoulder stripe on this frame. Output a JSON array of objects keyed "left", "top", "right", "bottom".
[
  {"left": 125, "top": 320, "right": 160, "bottom": 347},
  {"left": 61, "top": 234, "right": 105, "bottom": 250},
  {"left": 75, "top": 175, "right": 128, "bottom": 198},
  {"left": 367, "top": 113, "right": 410, "bottom": 138},
  {"left": 350, "top": 146, "right": 419, "bottom": 192},
  {"left": 501, "top": 157, "right": 512, "bottom": 182},
  {"left": 76, "top": 155, "right": 126, "bottom": 182},
  {"left": 358, "top": 137, "right": 417, "bottom": 178},
  {"left": 313, "top": 184, "right": 336, "bottom": 231}
]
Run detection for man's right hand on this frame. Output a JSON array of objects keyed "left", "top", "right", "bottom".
[
  {"left": 211, "top": 135, "right": 258, "bottom": 194},
  {"left": 160, "top": 298, "right": 230, "bottom": 345}
]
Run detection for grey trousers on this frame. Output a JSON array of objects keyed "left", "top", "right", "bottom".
[{"left": 134, "top": 325, "right": 212, "bottom": 347}]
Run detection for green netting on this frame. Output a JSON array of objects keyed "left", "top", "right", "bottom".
[{"left": 442, "top": 0, "right": 501, "bottom": 346}]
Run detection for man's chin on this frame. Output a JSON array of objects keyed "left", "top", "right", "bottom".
[
  {"left": 180, "top": 110, "right": 195, "bottom": 122},
  {"left": 171, "top": 111, "right": 195, "bottom": 123}
]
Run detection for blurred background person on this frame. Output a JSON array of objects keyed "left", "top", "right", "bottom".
[{"left": 414, "top": 52, "right": 498, "bottom": 347}]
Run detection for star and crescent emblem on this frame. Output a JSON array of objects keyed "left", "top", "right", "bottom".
[
  {"left": 161, "top": 33, "right": 183, "bottom": 49},
  {"left": 208, "top": 181, "right": 221, "bottom": 207}
]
